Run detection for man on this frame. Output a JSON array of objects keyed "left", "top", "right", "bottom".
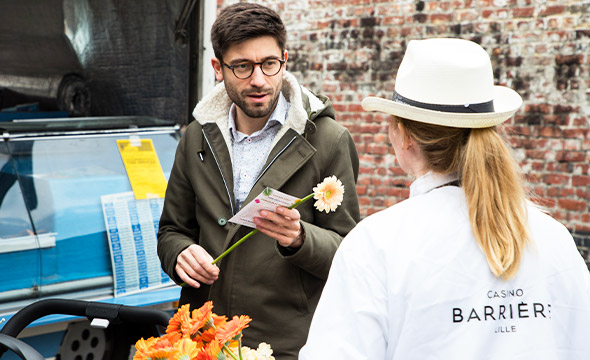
[{"left": 157, "top": 3, "right": 360, "bottom": 359}]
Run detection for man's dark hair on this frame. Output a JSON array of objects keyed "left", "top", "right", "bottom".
[{"left": 211, "top": 3, "right": 287, "bottom": 62}]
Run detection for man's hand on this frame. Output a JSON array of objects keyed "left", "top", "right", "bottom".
[
  {"left": 176, "top": 244, "right": 219, "bottom": 288},
  {"left": 254, "top": 206, "right": 304, "bottom": 248}
]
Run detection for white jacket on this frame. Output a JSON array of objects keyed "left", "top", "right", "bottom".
[{"left": 300, "top": 172, "right": 590, "bottom": 360}]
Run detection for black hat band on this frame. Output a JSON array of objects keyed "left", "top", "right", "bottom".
[{"left": 392, "top": 91, "right": 494, "bottom": 113}]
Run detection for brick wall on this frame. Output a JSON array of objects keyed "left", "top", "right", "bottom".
[{"left": 219, "top": 0, "right": 590, "bottom": 263}]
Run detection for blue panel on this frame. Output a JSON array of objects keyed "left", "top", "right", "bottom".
[
  {"left": 40, "top": 232, "right": 112, "bottom": 285},
  {"left": 0, "top": 250, "right": 39, "bottom": 292}
]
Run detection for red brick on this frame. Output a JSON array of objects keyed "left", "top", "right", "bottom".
[
  {"left": 576, "top": 188, "right": 590, "bottom": 199},
  {"left": 332, "top": 103, "right": 346, "bottom": 112},
  {"left": 572, "top": 176, "right": 590, "bottom": 187},
  {"left": 526, "top": 150, "right": 548, "bottom": 159},
  {"left": 563, "top": 128, "right": 588, "bottom": 138},
  {"left": 556, "top": 151, "right": 586, "bottom": 162},
  {"left": 358, "top": 196, "right": 371, "bottom": 205},
  {"left": 543, "top": 174, "right": 570, "bottom": 185},
  {"left": 531, "top": 197, "right": 556, "bottom": 208},
  {"left": 430, "top": 14, "right": 453, "bottom": 23},
  {"left": 457, "top": 10, "right": 478, "bottom": 21},
  {"left": 374, "top": 133, "right": 388, "bottom": 143},
  {"left": 532, "top": 186, "right": 545, "bottom": 196},
  {"left": 553, "top": 211, "right": 566, "bottom": 221},
  {"left": 560, "top": 188, "right": 575, "bottom": 197},
  {"left": 356, "top": 185, "right": 366, "bottom": 195},
  {"left": 558, "top": 199, "right": 587, "bottom": 212},
  {"left": 347, "top": 104, "right": 364, "bottom": 112},
  {"left": 538, "top": 126, "right": 561, "bottom": 137},
  {"left": 546, "top": 187, "right": 560, "bottom": 196},
  {"left": 366, "top": 144, "right": 389, "bottom": 155},
  {"left": 574, "top": 224, "right": 590, "bottom": 233},
  {"left": 513, "top": 7, "right": 535, "bottom": 18},
  {"left": 540, "top": 5, "right": 566, "bottom": 17},
  {"left": 359, "top": 166, "right": 375, "bottom": 175}
]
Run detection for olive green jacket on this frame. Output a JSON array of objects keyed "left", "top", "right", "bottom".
[{"left": 157, "top": 72, "right": 360, "bottom": 359}]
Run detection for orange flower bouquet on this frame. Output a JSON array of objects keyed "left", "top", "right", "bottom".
[
  {"left": 133, "top": 301, "right": 274, "bottom": 360},
  {"left": 212, "top": 175, "right": 345, "bottom": 264}
]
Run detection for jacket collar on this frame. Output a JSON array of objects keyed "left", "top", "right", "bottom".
[{"left": 410, "top": 171, "right": 460, "bottom": 197}]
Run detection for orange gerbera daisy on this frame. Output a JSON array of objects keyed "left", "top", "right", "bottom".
[
  {"left": 212, "top": 313, "right": 227, "bottom": 327},
  {"left": 198, "top": 312, "right": 228, "bottom": 343},
  {"left": 133, "top": 337, "right": 159, "bottom": 360},
  {"left": 215, "top": 315, "right": 251, "bottom": 345},
  {"left": 199, "top": 327, "right": 217, "bottom": 344},
  {"left": 167, "top": 304, "right": 192, "bottom": 342},
  {"left": 173, "top": 338, "right": 199, "bottom": 360},
  {"left": 195, "top": 339, "right": 223, "bottom": 360},
  {"left": 189, "top": 301, "right": 214, "bottom": 336},
  {"left": 145, "top": 337, "right": 177, "bottom": 360},
  {"left": 312, "top": 175, "right": 345, "bottom": 213}
]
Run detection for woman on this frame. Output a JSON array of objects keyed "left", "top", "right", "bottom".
[{"left": 299, "top": 38, "right": 590, "bottom": 359}]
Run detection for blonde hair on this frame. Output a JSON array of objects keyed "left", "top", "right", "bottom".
[{"left": 397, "top": 117, "right": 529, "bottom": 280}]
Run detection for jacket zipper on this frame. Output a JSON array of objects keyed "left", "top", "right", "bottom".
[
  {"left": 253, "top": 136, "right": 297, "bottom": 186},
  {"left": 202, "top": 130, "right": 236, "bottom": 216}
]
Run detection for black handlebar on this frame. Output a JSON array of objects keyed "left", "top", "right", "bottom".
[{"left": 1, "top": 299, "right": 171, "bottom": 338}]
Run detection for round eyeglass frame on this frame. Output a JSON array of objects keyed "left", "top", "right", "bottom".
[{"left": 222, "top": 59, "right": 285, "bottom": 79}]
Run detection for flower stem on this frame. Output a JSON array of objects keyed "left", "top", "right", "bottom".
[
  {"left": 212, "top": 229, "right": 259, "bottom": 264},
  {"left": 211, "top": 192, "right": 314, "bottom": 265},
  {"left": 223, "top": 344, "right": 239, "bottom": 360},
  {"left": 288, "top": 193, "right": 314, "bottom": 209}
]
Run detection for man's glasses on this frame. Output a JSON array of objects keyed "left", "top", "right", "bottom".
[{"left": 223, "top": 58, "right": 285, "bottom": 79}]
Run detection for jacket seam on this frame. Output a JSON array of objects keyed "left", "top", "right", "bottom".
[{"left": 202, "top": 129, "right": 235, "bottom": 216}]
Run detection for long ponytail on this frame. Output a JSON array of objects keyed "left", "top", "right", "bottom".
[{"left": 461, "top": 127, "right": 529, "bottom": 279}]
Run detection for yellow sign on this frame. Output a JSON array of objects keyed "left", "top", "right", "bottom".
[{"left": 117, "top": 139, "right": 168, "bottom": 199}]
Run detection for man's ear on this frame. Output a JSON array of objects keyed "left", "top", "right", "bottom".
[
  {"left": 212, "top": 58, "right": 223, "bottom": 82},
  {"left": 281, "top": 50, "right": 288, "bottom": 75}
]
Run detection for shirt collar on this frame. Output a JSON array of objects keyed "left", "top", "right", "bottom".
[
  {"left": 409, "top": 171, "right": 460, "bottom": 197},
  {"left": 228, "top": 92, "right": 290, "bottom": 140}
]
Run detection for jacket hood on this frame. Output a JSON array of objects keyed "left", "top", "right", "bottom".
[{"left": 192, "top": 71, "right": 332, "bottom": 151}]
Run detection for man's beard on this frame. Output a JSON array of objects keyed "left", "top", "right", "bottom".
[{"left": 226, "top": 85, "right": 281, "bottom": 120}]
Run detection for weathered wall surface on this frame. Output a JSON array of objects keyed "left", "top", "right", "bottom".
[{"left": 218, "top": 0, "right": 590, "bottom": 263}]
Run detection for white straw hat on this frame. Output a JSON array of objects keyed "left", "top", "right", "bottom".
[{"left": 362, "top": 38, "right": 523, "bottom": 128}]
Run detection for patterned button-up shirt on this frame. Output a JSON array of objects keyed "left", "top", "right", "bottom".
[{"left": 229, "top": 92, "right": 290, "bottom": 209}]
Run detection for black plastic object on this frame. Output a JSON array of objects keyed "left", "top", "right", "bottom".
[
  {"left": 0, "top": 299, "right": 171, "bottom": 358},
  {"left": 0, "top": 334, "right": 44, "bottom": 360},
  {"left": 1, "top": 299, "right": 171, "bottom": 338}
]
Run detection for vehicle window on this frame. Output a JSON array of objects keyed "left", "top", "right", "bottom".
[
  {"left": 0, "top": 139, "right": 40, "bottom": 297},
  {"left": 6, "top": 132, "right": 178, "bottom": 288},
  {"left": 0, "top": 140, "right": 36, "bottom": 238}
]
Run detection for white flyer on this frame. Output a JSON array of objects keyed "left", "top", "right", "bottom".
[
  {"left": 229, "top": 187, "right": 300, "bottom": 228},
  {"left": 101, "top": 191, "right": 171, "bottom": 296}
]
